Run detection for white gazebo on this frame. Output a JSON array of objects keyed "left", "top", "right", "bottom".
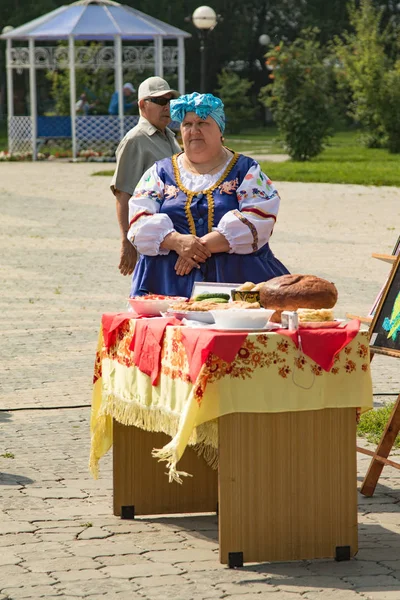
[{"left": 0, "top": 0, "right": 190, "bottom": 159}]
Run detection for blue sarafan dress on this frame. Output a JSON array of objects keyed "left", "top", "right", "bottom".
[{"left": 128, "top": 151, "right": 289, "bottom": 297}]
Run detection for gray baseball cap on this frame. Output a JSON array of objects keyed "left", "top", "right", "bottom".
[
  {"left": 123, "top": 82, "right": 135, "bottom": 93},
  {"left": 138, "top": 77, "right": 179, "bottom": 101}
]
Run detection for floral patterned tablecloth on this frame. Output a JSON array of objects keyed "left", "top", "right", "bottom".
[{"left": 90, "top": 320, "right": 373, "bottom": 482}]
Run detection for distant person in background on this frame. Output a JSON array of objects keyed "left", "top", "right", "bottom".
[
  {"left": 108, "top": 82, "right": 136, "bottom": 116},
  {"left": 75, "top": 92, "right": 97, "bottom": 115},
  {"left": 110, "top": 76, "right": 180, "bottom": 276}
]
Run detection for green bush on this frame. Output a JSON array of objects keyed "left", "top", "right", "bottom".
[
  {"left": 216, "top": 70, "right": 255, "bottom": 134},
  {"left": 259, "top": 29, "right": 334, "bottom": 161},
  {"left": 358, "top": 402, "right": 400, "bottom": 449},
  {"left": 379, "top": 62, "right": 400, "bottom": 153}
]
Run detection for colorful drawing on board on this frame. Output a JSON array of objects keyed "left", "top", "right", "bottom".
[
  {"left": 382, "top": 291, "right": 400, "bottom": 342},
  {"left": 368, "top": 234, "right": 400, "bottom": 318},
  {"left": 370, "top": 256, "right": 400, "bottom": 357}
]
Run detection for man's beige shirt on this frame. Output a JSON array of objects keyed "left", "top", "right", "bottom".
[{"left": 110, "top": 116, "right": 181, "bottom": 196}]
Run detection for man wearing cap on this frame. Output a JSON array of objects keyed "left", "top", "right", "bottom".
[
  {"left": 111, "top": 76, "right": 181, "bottom": 276},
  {"left": 108, "top": 82, "right": 136, "bottom": 116}
]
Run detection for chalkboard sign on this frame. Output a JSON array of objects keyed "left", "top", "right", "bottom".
[
  {"left": 370, "top": 255, "right": 400, "bottom": 357},
  {"left": 368, "top": 234, "right": 400, "bottom": 317}
]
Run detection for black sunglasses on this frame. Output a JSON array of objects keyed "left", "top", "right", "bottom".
[{"left": 144, "top": 97, "right": 171, "bottom": 106}]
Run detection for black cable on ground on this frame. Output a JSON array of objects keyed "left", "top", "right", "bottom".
[
  {"left": 0, "top": 393, "right": 398, "bottom": 413},
  {"left": 0, "top": 405, "right": 91, "bottom": 412}
]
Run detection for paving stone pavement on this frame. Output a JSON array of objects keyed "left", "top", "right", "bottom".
[{"left": 0, "top": 163, "right": 399, "bottom": 599}]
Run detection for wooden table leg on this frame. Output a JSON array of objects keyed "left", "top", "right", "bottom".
[
  {"left": 218, "top": 409, "right": 358, "bottom": 564},
  {"left": 113, "top": 420, "right": 218, "bottom": 517}
]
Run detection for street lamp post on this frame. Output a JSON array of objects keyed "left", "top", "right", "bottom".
[
  {"left": 192, "top": 6, "right": 217, "bottom": 93},
  {"left": 258, "top": 34, "right": 270, "bottom": 47},
  {"left": 1, "top": 26, "right": 14, "bottom": 122}
]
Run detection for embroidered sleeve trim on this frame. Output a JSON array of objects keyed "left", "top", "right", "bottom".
[
  {"left": 242, "top": 207, "right": 277, "bottom": 221},
  {"left": 172, "top": 149, "right": 240, "bottom": 236},
  {"left": 129, "top": 210, "right": 153, "bottom": 227},
  {"left": 232, "top": 209, "right": 258, "bottom": 251}
]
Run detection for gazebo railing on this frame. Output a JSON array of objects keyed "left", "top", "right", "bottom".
[
  {"left": 8, "top": 117, "right": 33, "bottom": 154},
  {"left": 8, "top": 115, "right": 180, "bottom": 157},
  {"left": 9, "top": 45, "right": 179, "bottom": 73},
  {"left": 76, "top": 115, "right": 140, "bottom": 154}
]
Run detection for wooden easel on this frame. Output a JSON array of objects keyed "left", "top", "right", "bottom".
[{"left": 346, "top": 252, "right": 400, "bottom": 497}]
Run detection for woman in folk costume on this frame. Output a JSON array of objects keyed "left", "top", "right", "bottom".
[{"left": 127, "top": 92, "right": 289, "bottom": 297}]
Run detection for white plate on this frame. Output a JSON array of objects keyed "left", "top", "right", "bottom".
[
  {"left": 207, "top": 323, "right": 280, "bottom": 332},
  {"left": 166, "top": 309, "right": 215, "bottom": 324},
  {"left": 129, "top": 296, "right": 187, "bottom": 316}
]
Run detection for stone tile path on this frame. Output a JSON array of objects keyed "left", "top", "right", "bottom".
[{"left": 0, "top": 163, "right": 399, "bottom": 599}]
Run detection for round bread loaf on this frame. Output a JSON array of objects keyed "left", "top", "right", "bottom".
[{"left": 259, "top": 274, "right": 338, "bottom": 319}]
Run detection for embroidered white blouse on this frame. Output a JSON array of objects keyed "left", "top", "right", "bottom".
[{"left": 128, "top": 153, "right": 281, "bottom": 256}]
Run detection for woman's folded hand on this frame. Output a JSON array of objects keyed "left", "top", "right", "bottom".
[
  {"left": 174, "top": 256, "right": 200, "bottom": 276},
  {"left": 161, "top": 232, "right": 211, "bottom": 262}
]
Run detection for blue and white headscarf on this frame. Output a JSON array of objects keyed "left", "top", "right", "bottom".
[{"left": 170, "top": 92, "right": 226, "bottom": 133}]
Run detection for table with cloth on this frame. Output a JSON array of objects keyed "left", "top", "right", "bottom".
[{"left": 90, "top": 313, "right": 373, "bottom": 564}]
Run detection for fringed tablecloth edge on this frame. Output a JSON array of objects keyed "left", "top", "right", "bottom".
[{"left": 91, "top": 391, "right": 218, "bottom": 476}]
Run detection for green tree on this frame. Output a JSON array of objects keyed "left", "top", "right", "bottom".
[
  {"left": 216, "top": 70, "right": 254, "bottom": 133},
  {"left": 259, "top": 29, "right": 334, "bottom": 161},
  {"left": 334, "top": 0, "right": 388, "bottom": 147},
  {"left": 3, "top": 0, "right": 399, "bottom": 120},
  {"left": 379, "top": 61, "right": 400, "bottom": 153}
]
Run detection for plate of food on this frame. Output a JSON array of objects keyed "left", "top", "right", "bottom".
[
  {"left": 296, "top": 308, "right": 345, "bottom": 328},
  {"left": 128, "top": 294, "right": 187, "bottom": 316},
  {"left": 167, "top": 295, "right": 228, "bottom": 323},
  {"left": 167, "top": 296, "right": 265, "bottom": 324}
]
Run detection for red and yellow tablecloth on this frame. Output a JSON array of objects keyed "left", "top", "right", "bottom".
[{"left": 90, "top": 316, "right": 373, "bottom": 483}]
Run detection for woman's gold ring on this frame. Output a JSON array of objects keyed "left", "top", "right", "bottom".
[{"left": 193, "top": 254, "right": 197, "bottom": 260}]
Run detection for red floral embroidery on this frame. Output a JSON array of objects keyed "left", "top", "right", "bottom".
[
  {"left": 95, "top": 324, "right": 369, "bottom": 410},
  {"left": 160, "top": 328, "right": 191, "bottom": 383},
  {"left": 345, "top": 360, "right": 356, "bottom": 373},
  {"left": 294, "top": 356, "right": 306, "bottom": 370},
  {"left": 357, "top": 344, "right": 368, "bottom": 358},
  {"left": 344, "top": 346, "right": 352, "bottom": 355},
  {"left": 279, "top": 365, "right": 291, "bottom": 378},
  {"left": 255, "top": 335, "right": 269, "bottom": 347},
  {"left": 251, "top": 352, "right": 264, "bottom": 364},
  {"left": 277, "top": 340, "right": 289, "bottom": 353},
  {"left": 93, "top": 351, "right": 102, "bottom": 384},
  {"left": 311, "top": 364, "right": 323, "bottom": 376},
  {"left": 203, "top": 340, "right": 287, "bottom": 385}
]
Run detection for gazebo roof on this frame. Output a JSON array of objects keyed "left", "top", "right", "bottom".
[{"left": 0, "top": 0, "right": 191, "bottom": 41}]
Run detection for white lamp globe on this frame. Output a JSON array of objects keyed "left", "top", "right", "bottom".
[
  {"left": 259, "top": 34, "right": 270, "bottom": 46},
  {"left": 192, "top": 6, "right": 217, "bottom": 30},
  {"left": 2, "top": 25, "right": 14, "bottom": 35}
]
